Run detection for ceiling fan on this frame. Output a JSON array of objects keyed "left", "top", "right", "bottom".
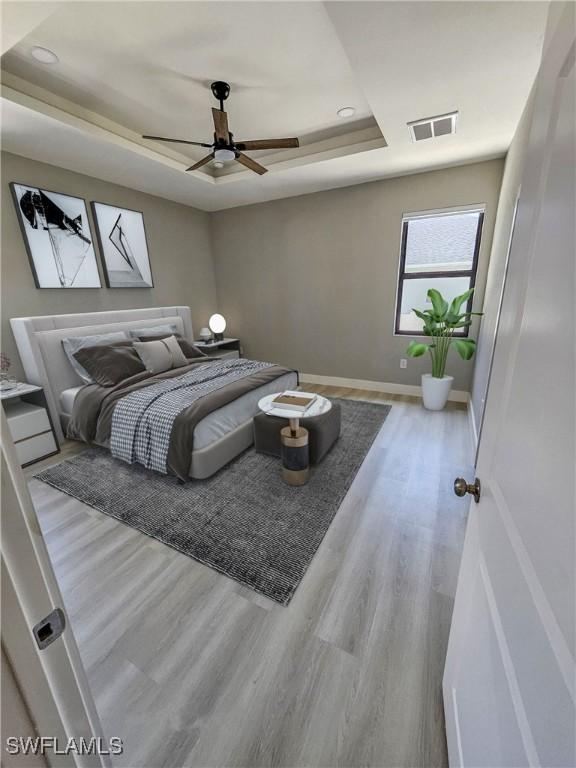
[{"left": 142, "top": 81, "right": 300, "bottom": 175}]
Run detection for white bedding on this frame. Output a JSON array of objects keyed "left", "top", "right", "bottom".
[
  {"left": 59, "top": 371, "right": 297, "bottom": 451},
  {"left": 60, "top": 386, "right": 84, "bottom": 415}
]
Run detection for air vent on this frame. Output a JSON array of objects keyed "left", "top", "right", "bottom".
[{"left": 408, "top": 111, "right": 458, "bottom": 142}]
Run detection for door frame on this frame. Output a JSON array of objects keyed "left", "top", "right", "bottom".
[
  {"left": 473, "top": 187, "right": 520, "bottom": 465},
  {"left": 1, "top": 409, "right": 110, "bottom": 768}
]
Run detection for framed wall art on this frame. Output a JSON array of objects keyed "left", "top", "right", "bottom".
[
  {"left": 10, "top": 183, "right": 101, "bottom": 288},
  {"left": 91, "top": 202, "right": 154, "bottom": 288}
]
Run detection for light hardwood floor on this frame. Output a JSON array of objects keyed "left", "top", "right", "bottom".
[{"left": 27, "top": 386, "right": 472, "bottom": 768}]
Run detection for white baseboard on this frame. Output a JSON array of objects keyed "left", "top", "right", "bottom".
[{"left": 299, "top": 373, "right": 469, "bottom": 403}]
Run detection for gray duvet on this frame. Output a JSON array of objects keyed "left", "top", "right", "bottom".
[{"left": 68, "top": 357, "right": 292, "bottom": 480}]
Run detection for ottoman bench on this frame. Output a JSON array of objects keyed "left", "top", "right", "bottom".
[{"left": 253, "top": 401, "right": 341, "bottom": 464}]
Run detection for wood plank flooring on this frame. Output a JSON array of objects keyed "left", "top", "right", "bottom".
[{"left": 27, "top": 386, "right": 472, "bottom": 768}]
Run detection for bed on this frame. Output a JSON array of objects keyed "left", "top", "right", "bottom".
[{"left": 10, "top": 307, "right": 297, "bottom": 479}]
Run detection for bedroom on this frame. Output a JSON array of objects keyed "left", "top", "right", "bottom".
[{"left": 1, "top": 2, "right": 574, "bottom": 767}]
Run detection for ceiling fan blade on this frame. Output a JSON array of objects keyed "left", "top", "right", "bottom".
[
  {"left": 186, "top": 154, "right": 214, "bottom": 172},
  {"left": 235, "top": 153, "right": 268, "bottom": 175},
  {"left": 143, "top": 135, "right": 212, "bottom": 148},
  {"left": 235, "top": 138, "right": 299, "bottom": 151},
  {"left": 212, "top": 108, "right": 230, "bottom": 143}
]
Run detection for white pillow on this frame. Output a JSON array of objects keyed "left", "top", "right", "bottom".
[
  {"left": 129, "top": 324, "right": 178, "bottom": 339},
  {"left": 62, "top": 331, "right": 129, "bottom": 383},
  {"left": 133, "top": 335, "right": 188, "bottom": 374}
]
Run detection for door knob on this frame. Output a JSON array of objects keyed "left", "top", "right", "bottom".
[{"left": 454, "top": 477, "right": 481, "bottom": 503}]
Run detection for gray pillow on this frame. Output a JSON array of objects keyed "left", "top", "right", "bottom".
[
  {"left": 133, "top": 335, "right": 188, "bottom": 374},
  {"left": 62, "top": 331, "right": 129, "bottom": 383},
  {"left": 129, "top": 324, "right": 178, "bottom": 339},
  {"left": 137, "top": 333, "right": 206, "bottom": 359},
  {"left": 73, "top": 344, "right": 146, "bottom": 387}
]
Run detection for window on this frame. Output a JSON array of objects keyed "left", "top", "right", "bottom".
[{"left": 394, "top": 207, "right": 484, "bottom": 336}]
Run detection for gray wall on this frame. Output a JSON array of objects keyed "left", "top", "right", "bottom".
[
  {"left": 211, "top": 159, "right": 504, "bottom": 391},
  {"left": 1, "top": 152, "right": 217, "bottom": 379},
  {"left": 2, "top": 152, "right": 505, "bottom": 393},
  {"left": 470, "top": 93, "right": 535, "bottom": 438}
]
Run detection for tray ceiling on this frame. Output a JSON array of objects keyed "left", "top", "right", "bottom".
[{"left": 0, "top": 1, "right": 548, "bottom": 211}]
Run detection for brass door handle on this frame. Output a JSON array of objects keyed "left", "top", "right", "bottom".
[{"left": 454, "top": 477, "right": 481, "bottom": 503}]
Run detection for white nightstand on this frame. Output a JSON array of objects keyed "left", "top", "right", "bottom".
[
  {"left": 1, "top": 383, "right": 59, "bottom": 467},
  {"left": 195, "top": 338, "right": 241, "bottom": 360}
]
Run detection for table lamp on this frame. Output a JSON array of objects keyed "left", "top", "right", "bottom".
[{"left": 209, "top": 313, "right": 226, "bottom": 341}]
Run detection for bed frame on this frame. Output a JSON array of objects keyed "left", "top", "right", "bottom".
[{"left": 10, "top": 306, "right": 289, "bottom": 478}]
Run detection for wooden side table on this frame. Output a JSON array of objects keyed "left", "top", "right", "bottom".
[
  {"left": 1, "top": 383, "right": 60, "bottom": 466},
  {"left": 280, "top": 422, "right": 310, "bottom": 486},
  {"left": 257, "top": 392, "right": 332, "bottom": 486}
]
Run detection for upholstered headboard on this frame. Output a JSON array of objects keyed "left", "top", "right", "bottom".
[{"left": 10, "top": 306, "right": 194, "bottom": 441}]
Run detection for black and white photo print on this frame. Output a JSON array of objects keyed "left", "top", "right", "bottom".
[
  {"left": 10, "top": 183, "right": 101, "bottom": 288},
  {"left": 91, "top": 202, "right": 153, "bottom": 288}
]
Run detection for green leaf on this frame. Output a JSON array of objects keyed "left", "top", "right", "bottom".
[
  {"left": 445, "top": 311, "right": 468, "bottom": 325},
  {"left": 412, "top": 308, "right": 432, "bottom": 322},
  {"left": 448, "top": 288, "right": 475, "bottom": 317},
  {"left": 451, "top": 338, "right": 476, "bottom": 360},
  {"left": 427, "top": 289, "right": 448, "bottom": 319},
  {"left": 406, "top": 341, "right": 429, "bottom": 357}
]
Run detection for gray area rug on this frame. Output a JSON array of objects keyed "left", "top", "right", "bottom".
[{"left": 36, "top": 398, "right": 390, "bottom": 604}]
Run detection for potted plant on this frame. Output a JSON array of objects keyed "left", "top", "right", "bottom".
[{"left": 406, "top": 288, "right": 481, "bottom": 411}]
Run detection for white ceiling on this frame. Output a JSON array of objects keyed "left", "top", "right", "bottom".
[
  {"left": 0, "top": 1, "right": 548, "bottom": 211},
  {"left": 2, "top": 2, "right": 374, "bottom": 158}
]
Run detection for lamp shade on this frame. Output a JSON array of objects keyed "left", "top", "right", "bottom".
[{"left": 209, "top": 314, "right": 226, "bottom": 335}]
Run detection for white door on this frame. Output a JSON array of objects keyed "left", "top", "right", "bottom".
[
  {"left": 443, "top": 4, "right": 575, "bottom": 766},
  {"left": 1, "top": 410, "right": 110, "bottom": 768}
]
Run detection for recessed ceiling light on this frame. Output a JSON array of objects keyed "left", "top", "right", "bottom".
[
  {"left": 31, "top": 46, "right": 59, "bottom": 65},
  {"left": 337, "top": 107, "right": 356, "bottom": 119}
]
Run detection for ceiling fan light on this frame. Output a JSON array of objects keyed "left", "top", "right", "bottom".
[
  {"left": 214, "top": 148, "right": 236, "bottom": 163},
  {"left": 213, "top": 160, "right": 225, "bottom": 169}
]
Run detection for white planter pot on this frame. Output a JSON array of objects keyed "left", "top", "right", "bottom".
[{"left": 421, "top": 374, "right": 454, "bottom": 411}]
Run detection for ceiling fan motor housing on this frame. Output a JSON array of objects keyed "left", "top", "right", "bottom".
[{"left": 211, "top": 81, "right": 231, "bottom": 109}]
